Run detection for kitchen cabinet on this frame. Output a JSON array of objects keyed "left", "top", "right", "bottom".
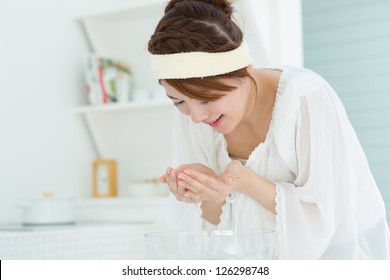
[{"left": 74, "top": 0, "right": 173, "bottom": 197}]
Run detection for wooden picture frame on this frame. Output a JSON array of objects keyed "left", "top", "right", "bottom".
[{"left": 92, "top": 159, "right": 118, "bottom": 197}]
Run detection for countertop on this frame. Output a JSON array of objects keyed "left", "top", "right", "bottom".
[{"left": 0, "top": 221, "right": 168, "bottom": 259}]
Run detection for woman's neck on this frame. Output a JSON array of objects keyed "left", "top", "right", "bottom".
[{"left": 241, "top": 69, "right": 280, "bottom": 130}]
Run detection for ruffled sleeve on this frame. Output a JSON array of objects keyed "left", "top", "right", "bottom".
[{"left": 273, "top": 68, "right": 388, "bottom": 259}]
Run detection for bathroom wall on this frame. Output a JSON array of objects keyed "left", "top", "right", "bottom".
[{"left": 302, "top": 0, "right": 390, "bottom": 221}]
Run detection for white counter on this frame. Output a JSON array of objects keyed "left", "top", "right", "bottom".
[
  {"left": 1, "top": 196, "right": 170, "bottom": 259},
  {"left": 0, "top": 222, "right": 168, "bottom": 259}
]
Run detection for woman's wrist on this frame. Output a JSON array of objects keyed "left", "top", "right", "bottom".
[
  {"left": 233, "top": 165, "right": 253, "bottom": 192},
  {"left": 234, "top": 166, "right": 277, "bottom": 213}
]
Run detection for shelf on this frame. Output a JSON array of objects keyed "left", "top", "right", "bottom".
[
  {"left": 75, "top": 196, "right": 169, "bottom": 226},
  {"left": 74, "top": 99, "right": 171, "bottom": 114},
  {"left": 76, "top": 196, "right": 168, "bottom": 208}
]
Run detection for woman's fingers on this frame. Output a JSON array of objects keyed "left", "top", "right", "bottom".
[
  {"left": 163, "top": 167, "right": 198, "bottom": 202},
  {"left": 162, "top": 165, "right": 235, "bottom": 203},
  {"left": 179, "top": 171, "right": 226, "bottom": 201},
  {"left": 177, "top": 172, "right": 199, "bottom": 193},
  {"left": 165, "top": 167, "right": 172, "bottom": 184},
  {"left": 164, "top": 167, "right": 182, "bottom": 201},
  {"left": 220, "top": 160, "right": 244, "bottom": 187},
  {"left": 159, "top": 174, "right": 166, "bottom": 183},
  {"left": 183, "top": 189, "right": 199, "bottom": 203},
  {"left": 171, "top": 169, "right": 194, "bottom": 197},
  {"left": 169, "top": 169, "right": 178, "bottom": 193},
  {"left": 182, "top": 169, "right": 221, "bottom": 192}
]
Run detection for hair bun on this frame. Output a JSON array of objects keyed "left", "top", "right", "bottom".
[{"left": 165, "top": 0, "right": 234, "bottom": 18}]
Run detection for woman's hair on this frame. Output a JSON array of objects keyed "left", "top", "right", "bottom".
[{"left": 148, "top": 0, "right": 254, "bottom": 101}]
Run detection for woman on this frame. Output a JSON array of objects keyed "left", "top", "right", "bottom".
[{"left": 148, "top": 0, "right": 390, "bottom": 259}]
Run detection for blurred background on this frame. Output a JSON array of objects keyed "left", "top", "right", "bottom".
[{"left": 0, "top": 0, "right": 389, "bottom": 259}]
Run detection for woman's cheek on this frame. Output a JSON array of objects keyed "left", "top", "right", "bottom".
[{"left": 178, "top": 105, "right": 190, "bottom": 115}]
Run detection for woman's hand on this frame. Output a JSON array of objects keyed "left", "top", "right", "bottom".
[
  {"left": 177, "top": 160, "right": 245, "bottom": 203},
  {"left": 159, "top": 163, "right": 217, "bottom": 203},
  {"left": 161, "top": 160, "right": 277, "bottom": 213}
]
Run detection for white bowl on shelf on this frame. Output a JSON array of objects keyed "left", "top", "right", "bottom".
[{"left": 144, "top": 230, "right": 275, "bottom": 260}]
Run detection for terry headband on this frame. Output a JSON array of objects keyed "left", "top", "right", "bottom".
[{"left": 150, "top": 42, "right": 253, "bottom": 79}]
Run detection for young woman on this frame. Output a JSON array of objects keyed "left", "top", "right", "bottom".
[{"left": 148, "top": 0, "right": 390, "bottom": 259}]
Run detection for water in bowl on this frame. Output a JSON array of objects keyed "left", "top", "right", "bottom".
[{"left": 144, "top": 229, "right": 275, "bottom": 260}]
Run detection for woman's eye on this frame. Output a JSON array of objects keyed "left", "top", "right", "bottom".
[
  {"left": 200, "top": 101, "right": 209, "bottom": 105},
  {"left": 173, "top": 101, "right": 184, "bottom": 107}
]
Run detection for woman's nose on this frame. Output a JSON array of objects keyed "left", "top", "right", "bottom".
[{"left": 189, "top": 103, "right": 208, "bottom": 123}]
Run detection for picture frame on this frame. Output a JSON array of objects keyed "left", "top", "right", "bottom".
[{"left": 92, "top": 159, "right": 118, "bottom": 197}]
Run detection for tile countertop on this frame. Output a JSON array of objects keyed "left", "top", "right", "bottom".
[
  {"left": 0, "top": 222, "right": 169, "bottom": 260},
  {"left": 0, "top": 196, "right": 170, "bottom": 259}
]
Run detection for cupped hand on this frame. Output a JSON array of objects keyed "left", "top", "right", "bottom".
[
  {"left": 177, "top": 160, "right": 245, "bottom": 203},
  {"left": 159, "top": 163, "right": 217, "bottom": 203}
]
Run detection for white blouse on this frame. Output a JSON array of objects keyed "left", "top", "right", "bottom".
[{"left": 166, "top": 65, "right": 390, "bottom": 259}]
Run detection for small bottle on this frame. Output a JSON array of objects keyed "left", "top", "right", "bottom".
[{"left": 115, "top": 72, "right": 131, "bottom": 103}]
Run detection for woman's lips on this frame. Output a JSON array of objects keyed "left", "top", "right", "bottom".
[{"left": 207, "top": 115, "right": 224, "bottom": 128}]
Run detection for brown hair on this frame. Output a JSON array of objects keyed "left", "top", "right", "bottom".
[{"left": 148, "top": 0, "right": 254, "bottom": 101}]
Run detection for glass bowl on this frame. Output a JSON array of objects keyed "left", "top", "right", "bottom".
[{"left": 144, "top": 230, "right": 275, "bottom": 260}]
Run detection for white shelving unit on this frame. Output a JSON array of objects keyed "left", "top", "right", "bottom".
[
  {"left": 74, "top": 99, "right": 171, "bottom": 114},
  {"left": 75, "top": 0, "right": 173, "bottom": 198},
  {"left": 76, "top": 0, "right": 167, "bottom": 91}
]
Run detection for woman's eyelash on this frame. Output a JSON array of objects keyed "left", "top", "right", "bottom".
[
  {"left": 173, "top": 100, "right": 209, "bottom": 107},
  {"left": 173, "top": 101, "right": 184, "bottom": 107}
]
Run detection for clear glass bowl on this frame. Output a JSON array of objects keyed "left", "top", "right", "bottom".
[{"left": 144, "top": 230, "right": 275, "bottom": 260}]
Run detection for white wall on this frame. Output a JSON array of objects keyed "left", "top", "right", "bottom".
[
  {"left": 0, "top": 0, "right": 113, "bottom": 223},
  {"left": 302, "top": 0, "right": 390, "bottom": 221},
  {"left": 235, "top": 0, "right": 303, "bottom": 67}
]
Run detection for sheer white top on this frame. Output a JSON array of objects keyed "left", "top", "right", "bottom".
[{"left": 166, "top": 66, "right": 390, "bottom": 259}]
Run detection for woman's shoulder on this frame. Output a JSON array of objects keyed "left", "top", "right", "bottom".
[
  {"left": 270, "top": 65, "right": 334, "bottom": 126},
  {"left": 276, "top": 65, "right": 329, "bottom": 97},
  {"left": 267, "top": 66, "right": 329, "bottom": 174}
]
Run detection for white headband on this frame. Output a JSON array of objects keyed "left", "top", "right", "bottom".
[{"left": 150, "top": 42, "right": 252, "bottom": 79}]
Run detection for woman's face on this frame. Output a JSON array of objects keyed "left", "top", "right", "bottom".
[{"left": 161, "top": 77, "right": 252, "bottom": 134}]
